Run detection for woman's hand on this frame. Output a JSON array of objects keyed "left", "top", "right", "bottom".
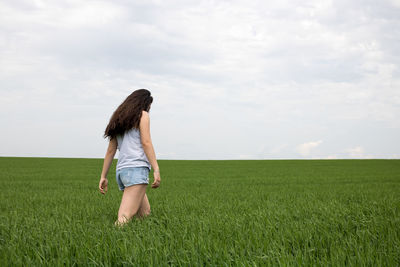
[
  {"left": 99, "top": 177, "right": 108, "bottom": 194},
  {"left": 151, "top": 170, "right": 161, "bottom": 188}
]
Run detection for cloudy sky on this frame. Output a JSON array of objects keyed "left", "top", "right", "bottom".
[{"left": 1, "top": 0, "right": 399, "bottom": 159}]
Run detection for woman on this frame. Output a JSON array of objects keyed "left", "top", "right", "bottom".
[{"left": 98, "top": 89, "right": 161, "bottom": 226}]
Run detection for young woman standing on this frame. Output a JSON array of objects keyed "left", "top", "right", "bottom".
[{"left": 98, "top": 89, "right": 161, "bottom": 226}]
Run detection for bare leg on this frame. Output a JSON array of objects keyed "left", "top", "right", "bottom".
[
  {"left": 135, "top": 193, "right": 151, "bottom": 219},
  {"left": 115, "top": 184, "right": 147, "bottom": 226}
]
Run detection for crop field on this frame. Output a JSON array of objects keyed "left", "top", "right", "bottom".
[{"left": 0, "top": 157, "right": 399, "bottom": 266}]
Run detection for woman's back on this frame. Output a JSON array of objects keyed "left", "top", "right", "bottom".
[{"left": 116, "top": 128, "right": 151, "bottom": 171}]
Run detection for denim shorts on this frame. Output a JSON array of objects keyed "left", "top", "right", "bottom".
[{"left": 116, "top": 167, "right": 150, "bottom": 191}]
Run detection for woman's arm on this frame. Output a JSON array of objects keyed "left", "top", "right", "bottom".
[
  {"left": 101, "top": 137, "right": 117, "bottom": 178},
  {"left": 99, "top": 138, "right": 117, "bottom": 194},
  {"left": 140, "top": 110, "right": 161, "bottom": 188},
  {"left": 140, "top": 110, "right": 159, "bottom": 171}
]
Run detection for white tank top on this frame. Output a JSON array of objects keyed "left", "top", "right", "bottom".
[{"left": 116, "top": 128, "right": 151, "bottom": 171}]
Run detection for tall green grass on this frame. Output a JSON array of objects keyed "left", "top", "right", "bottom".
[{"left": 0, "top": 157, "right": 399, "bottom": 266}]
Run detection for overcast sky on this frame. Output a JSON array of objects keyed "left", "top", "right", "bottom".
[{"left": 1, "top": 0, "right": 399, "bottom": 159}]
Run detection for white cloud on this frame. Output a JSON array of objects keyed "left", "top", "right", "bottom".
[
  {"left": 325, "top": 155, "right": 338, "bottom": 159},
  {"left": 238, "top": 154, "right": 255, "bottom": 159},
  {"left": 345, "top": 146, "right": 373, "bottom": 159},
  {"left": 296, "top": 140, "right": 323, "bottom": 157}
]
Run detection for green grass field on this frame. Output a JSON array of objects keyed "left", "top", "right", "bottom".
[{"left": 0, "top": 157, "right": 399, "bottom": 266}]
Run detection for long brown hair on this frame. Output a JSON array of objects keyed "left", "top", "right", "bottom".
[{"left": 104, "top": 89, "right": 153, "bottom": 140}]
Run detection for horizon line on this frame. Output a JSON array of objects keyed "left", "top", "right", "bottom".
[{"left": 0, "top": 156, "right": 398, "bottom": 160}]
